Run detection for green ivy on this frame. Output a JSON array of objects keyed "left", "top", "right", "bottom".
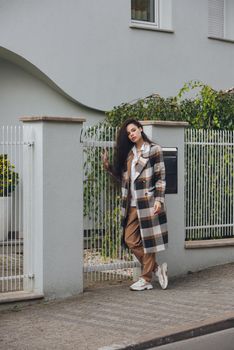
[{"left": 105, "top": 81, "right": 234, "bottom": 130}]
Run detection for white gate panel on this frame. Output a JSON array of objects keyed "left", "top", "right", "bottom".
[
  {"left": 0, "top": 126, "right": 34, "bottom": 293},
  {"left": 81, "top": 125, "right": 138, "bottom": 283},
  {"left": 185, "top": 129, "right": 234, "bottom": 241}
]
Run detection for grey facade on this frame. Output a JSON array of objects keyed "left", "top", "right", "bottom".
[{"left": 0, "top": 0, "right": 234, "bottom": 123}]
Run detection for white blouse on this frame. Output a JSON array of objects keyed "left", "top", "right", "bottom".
[{"left": 130, "top": 143, "right": 150, "bottom": 207}]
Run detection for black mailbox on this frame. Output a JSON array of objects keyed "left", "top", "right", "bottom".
[{"left": 163, "top": 148, "right": 178, "bottom": 194}]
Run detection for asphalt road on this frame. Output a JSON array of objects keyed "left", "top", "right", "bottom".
[{"left": 150, "top": 328, "right": 234, "bottom": 350}]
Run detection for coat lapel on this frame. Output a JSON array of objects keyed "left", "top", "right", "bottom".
[
  {"left": 134, "top": 144, "right": 151, "bottom": 180},
  {"left": 125, "top": 144, "right": 151, "bottom": 181}
]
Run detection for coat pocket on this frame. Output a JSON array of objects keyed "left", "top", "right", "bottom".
[
  {"left": 145, "top": 186, "right": 156, "bottom": 197},
  {"left": 148, "top": 186, "right": 156, "bottom": 192}
]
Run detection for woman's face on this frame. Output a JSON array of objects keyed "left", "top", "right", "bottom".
[{"left": 126, "top": 123, "right": 143, "bottom": 144}]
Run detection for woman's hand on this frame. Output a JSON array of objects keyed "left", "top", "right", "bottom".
[
  {"left": 101, "top": 149, "right": 109, "bottom": 170},
  {"left": 153, "top": 201, "right": 162, "bottom": 215}
]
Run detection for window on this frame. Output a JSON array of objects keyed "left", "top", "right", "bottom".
[
  {"left": 131, "top": 0, "right": 172, "bottom": 30},
  {"left": 208, "top": 0, "right": 234, "bottom": 40},
  {"left": 131, "top": 0, "right": 158, "bottom": 25}
]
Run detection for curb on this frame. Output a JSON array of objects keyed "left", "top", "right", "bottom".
[
  {"left": 109, "top": 313, "right": 234, "bottom": 350},
  {"left": 0, "top": 291, "right": 44, "bottom": 304},
  {"left": 0, "top": 291, "right": 44, "bottom": 312}
]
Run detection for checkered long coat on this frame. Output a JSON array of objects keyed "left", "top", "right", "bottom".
[{"left": 121, "top": 143, "right": 168, "bottom": 253}]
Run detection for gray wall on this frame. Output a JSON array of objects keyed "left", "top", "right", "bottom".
[
  {"left": 0, "top": 58, "right": 104, "bottom": 125},
  {"left": 22, "top": 118, "right": 84, "bottom": 298},
  {"left": 20, "top": 119, "right": 233, "bottom": 298},
  {"left": 0, "top": 0, "right": 234, "bottom": 112}
]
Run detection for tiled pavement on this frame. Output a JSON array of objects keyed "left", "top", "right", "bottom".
[{"left": 0, "top": 263, "right": 234, "bottom": 350}]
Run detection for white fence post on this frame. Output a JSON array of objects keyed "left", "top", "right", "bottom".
[
  {"left": 23, "top": 125, "right": 35, "bottom": 292},
  {"left": 21, "top": 116, "right": 85, "bottom": 299},
  {"left": 142, "top": 121, "right": 189, "bottom": 276}
]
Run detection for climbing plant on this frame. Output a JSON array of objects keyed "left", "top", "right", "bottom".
[{"left": 105, "top": 81, "right": 234, "bottom": 130}]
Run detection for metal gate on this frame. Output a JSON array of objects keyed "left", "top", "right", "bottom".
[
  {"left": 185, "top": 129, "right": 234, "bottom": 240},
  {"left": 81, "top": 124, "right": 138, "bottom": 284},
  {"left": 0, "top": 126, "right": 34, "bottom": 294},
  {"left": 82, "top": 125, "right": 234, "bottom": 283}
]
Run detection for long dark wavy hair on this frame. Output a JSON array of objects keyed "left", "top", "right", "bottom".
[{"left": 111, "top": 119, "right": 152, "bottom": 180}]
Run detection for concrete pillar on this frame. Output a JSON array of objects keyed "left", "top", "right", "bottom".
[
  {"left": 20, "top": 116, "right": 85, "bottom": 299},
  {"left": 142, "top": 121, "right": 189, "bottom": 276}
]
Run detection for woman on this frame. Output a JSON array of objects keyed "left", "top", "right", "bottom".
[{"left": 102, "top": 119, "right": 168, "bottom": 291}]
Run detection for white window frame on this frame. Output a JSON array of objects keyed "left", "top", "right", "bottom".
[
  {"left": 130, "top": 0, "right": 173, "bottom": 32},
  {"left": 131, "top": 0, "right": 160, "bottom": 28}
]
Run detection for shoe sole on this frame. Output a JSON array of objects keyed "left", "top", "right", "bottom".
[
  {"left": 130, "top": 285, "right": 153, "bottom": 291},
  {"left": 161, "top": 262, "right": 168, "bottom": 290}
]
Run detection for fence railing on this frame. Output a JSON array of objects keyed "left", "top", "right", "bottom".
[
  {"left": 0, "top": 125, "right": 34, "bottom": 293},
  {"left": 81, "top": 125, "right": 138, "bottom": 283},
  {"left": 185, "top": 129, "right": 234, "bottom": 241},
  {"left": 82, "top": 125, "right": 234, "bottom": 281}
]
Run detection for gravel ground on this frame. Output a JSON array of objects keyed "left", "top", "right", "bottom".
[{"left": 0, "top": 254, "right": 23, "bottom": 292}]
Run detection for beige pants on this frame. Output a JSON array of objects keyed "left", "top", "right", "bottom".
[{"left": 124, "top": 207, "right": 158, "bottom": 282}]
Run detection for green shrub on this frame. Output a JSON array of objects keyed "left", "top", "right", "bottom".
[
  {"left": 0, "top": 155, "right": 19, "bottom": 196},
  {"left": 105, "top": 81, "right": 234, "bottom": 130}
]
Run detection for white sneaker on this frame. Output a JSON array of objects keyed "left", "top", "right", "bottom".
[
  {"left": 130, "top": 278, "right": 153, "bottom": 291},
  {"left": 156, "top": 263, "right": 168, "bottom": 290}
]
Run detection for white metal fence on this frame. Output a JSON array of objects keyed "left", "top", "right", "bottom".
[
  {"left": 0, "top": 126, "right": 34, "bottom": 293},
  {"left": 81, "top": 125, "right": 139, "bottom": 283},
  {"left": 185, "top": 129, "right": 234, "bottom": 240},
  {"left": 82, "top": 125, "right": 234, "bottom": 282}
]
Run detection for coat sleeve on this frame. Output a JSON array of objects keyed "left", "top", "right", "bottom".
[{"left": 153, "top": 145, "right": 166, "bottom": 204}]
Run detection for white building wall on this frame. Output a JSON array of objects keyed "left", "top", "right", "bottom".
[
  {"left": 0, "top": 0, "right": 233, "bottom": 112},
  {"left": 0, "top": 59, "right": 104, "bottom": 125}
]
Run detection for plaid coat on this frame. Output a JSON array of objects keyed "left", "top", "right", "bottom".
[{"left": 121, "top": 143, "right": 168, "bottom": 253}]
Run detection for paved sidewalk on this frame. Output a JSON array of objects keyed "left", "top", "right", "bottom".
[{"left": 0, "top": 263, "right": 234, "bottom": 350}]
